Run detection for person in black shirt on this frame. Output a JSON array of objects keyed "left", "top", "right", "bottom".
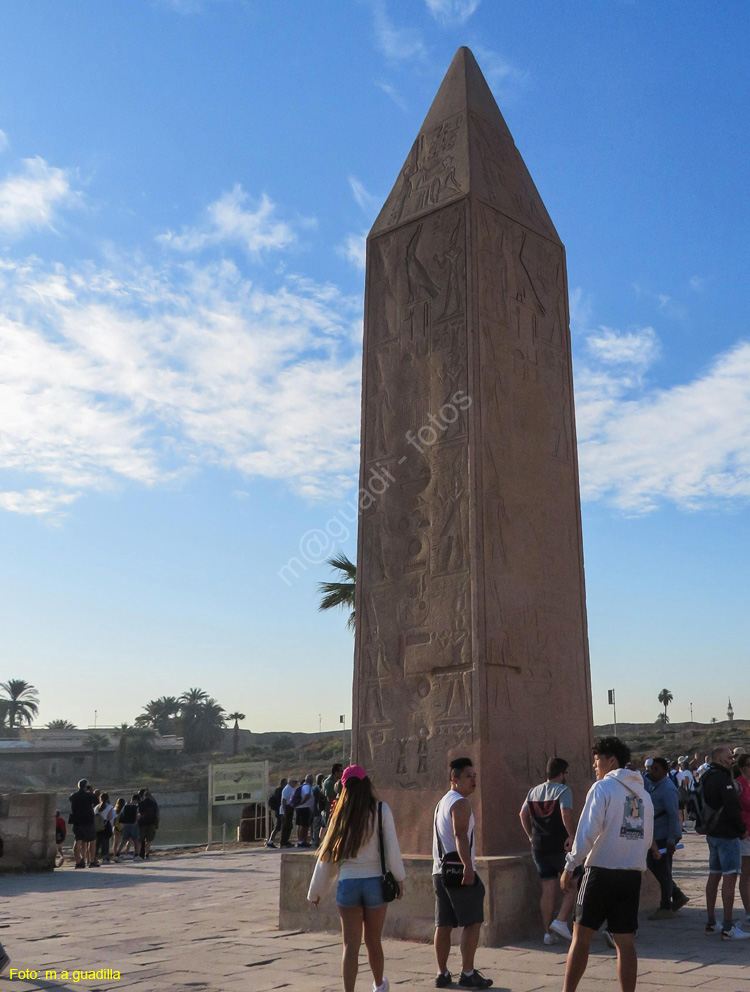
[
  {"left": 137, "top": 790, "right": 159, "bottom": 859},
  {"left": 69, "top": 778, "right": 99, "bottom": 868},
  {"left": 702, "top": 746, "right": 749, "bottom": 938}
]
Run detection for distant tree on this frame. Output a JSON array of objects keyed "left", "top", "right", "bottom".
[
  {"left": 136, "top": 696, "right": 180, "bottom": 735},
  {"left": 82, "top": 732, "right": 110, "bottom": 778},
  {"left": 318, "top": 552, "right": 356, "bottom": 632},
  {"left": 178, "top": 689, "right": 225, "bottom": 753},
  {"left": 228, "top": 712, "right": 246, "bottom": 756},
  {"left": 711, "top": 717, "right": 717, "bottom": 725},
  {"left": 46, "top": 719, "right": 77, "bottom": 730},
  {"left": 658, "top": 688, "right": 673, "bottom": 724},
  {"left": 0, "top": 679, "right": 40, "bottom": 728},
  {"left": 0, "top": 700, "right": 9, "bottom": 729},
  {"left": 127, "top": 726, "right": 156, "bottom": 774},
  {"left": 656, "top": 712, "right": 670, "bottom": 725},
  {"left": 272, "top": 734, "right": 294, "bottom": 752}
]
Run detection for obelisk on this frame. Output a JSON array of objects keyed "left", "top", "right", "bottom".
[{"left": 352, "top": 47, "right": 594, "bottom": 856}]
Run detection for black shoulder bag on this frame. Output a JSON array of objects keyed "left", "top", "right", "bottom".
[
  {"left": 378, "top": 802, "right": 399, "bottom": 902},
  {"left": 435, "top": 802, "right": 471, "bottom": 888}
]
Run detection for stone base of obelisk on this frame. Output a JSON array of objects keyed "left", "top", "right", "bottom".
[{"left": 278, "top": 852, "right": 662, "bottom": 946}]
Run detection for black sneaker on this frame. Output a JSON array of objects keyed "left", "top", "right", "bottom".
[
  {"left": 706, "top": 919, "right": 717, "bottom": 933},
  {"left": 435, "top": 973, "right": 452, "bottom": 989},
  {"left": 87, "top": 860, "right": 101, "bottom": 868},
  {"left": 458, "top": 970, "right": 492, "bottom": 989},
  {"left": 672, "top": 892, "right": 690, "bottom": 911}
]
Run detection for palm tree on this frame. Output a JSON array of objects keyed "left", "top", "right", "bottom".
[
  {"left": 0, "top": 680, "right": 40, "bottom": 728},
  {"left": 228, "top": 712, "right": 246, "bottom": 756},
  {"left": 82, "top": 732, "right": 110, "bottom": 778},
  {"left": 46, "top": 719, "right": 77, "bottom": 730},
  {"left": 317, "top": 552, "right": 356, "bottom": 632},
  {"left": 656, "top": 712, "right": 670, "bottom": 725},
  {"left": 137, "top": 696, "right": 180, "bottom": 735},
  {"left": 657, "top": 688, "right": 673, "bottom": 723}
]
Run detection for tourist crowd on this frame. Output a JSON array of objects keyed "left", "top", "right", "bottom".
[
  {"left": 292, "top": 738, "right": 750, "bottom": 992},
  {"left": 62, "top": 779, "right": 160, "bottom": 868}
]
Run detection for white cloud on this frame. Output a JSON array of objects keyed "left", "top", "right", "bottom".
[
  {"left": 472, "top": 45, "right": 528, "bottom": 96},
  {"left": 0, "top": 243, "right": 363, "bottom": 515},
  {"left": 369, "top": 0, "right": 426, "bottom": 61},
  {"left": 690, "top": 275, "right": 706, "bottom": 292},
  {"left": 342, "top": 233, "right": 367, "bottom": 271},
  {"left": 586, "top": 326, "right": 659, "bottom": 370},
  {"left": 375, "top": 81, "right": 407, "bottom": 111},
  {"left": 0, "top": 157, "right": 79, "bottom": 236},
  {"left": 158, "top": 187, "right": 296, "bottom": 256},
  {"left": 0, "top": 130, "right": 8, "bottom": 154},
  {"left": 425, "top": 0, "right": 481, "bottom": 25},
  {"left": 348, "top": 176, "right": 380, "bottom": 216},
  {"left": 575, "top": 313, "right": 750, "bottom": 513}
]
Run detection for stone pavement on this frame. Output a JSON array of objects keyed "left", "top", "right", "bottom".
[{"left": 2, "top": 832, "right": 750, "bottom": 991}]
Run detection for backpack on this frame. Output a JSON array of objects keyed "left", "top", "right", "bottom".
[
  {"left": 268, "top": 788, "right": 282, "bottom": 813},
  {"left": 290, "top": 785, "right": 304, "bottom": 808},
  {"left": 94, "top": 809, "right": 106, "bottom": 831},
  {"left": 693, "top": 777, "right": 723, "bottom": 835}
]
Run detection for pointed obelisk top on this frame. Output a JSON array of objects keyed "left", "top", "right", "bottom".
[{"left": 370, "top": 46, "right": 559, "bottom": 243}]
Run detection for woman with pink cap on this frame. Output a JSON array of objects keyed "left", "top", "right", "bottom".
[{"left": 308, "top": 764, "right": 405, "bottom": 992}]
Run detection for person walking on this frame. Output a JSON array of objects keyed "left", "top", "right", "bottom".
[
  {"left": 308, "top": 764, "right": 404, "bottom": 992},
  {"left": 702, "top": 745, "right": 749, "bottom": 938},
  {"left": 94, "top": 792, "right": 115, "bottom": 864},
  {"left": 644, "top": 757, "right": 688, "bottom": 918},
  {"left": 560, "top": 737, "right": 654, "bottom": 992},
  {"left": 433, "top": 757, "right": 493, "bottom": 989},
  {"left": 137, "top": 789, "right": 159, "bottom": 859},
  {"left": 520, "top": 757, "right": 577, "bottom": 944},
  {"left": 266, "top": 777, "right": 287, "bottom": 849},
  {"left": 279, "top": 776, "right": 298, "bottom": 849}
]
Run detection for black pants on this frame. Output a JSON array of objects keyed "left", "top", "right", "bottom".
[
  {"left": 647, "top": 841, "right": 685, "bottom": 909},
  {"left": 279, "top": 808, "right": 295, "bottom": 846},
  {"left": 96, "top": 830, "right": 110, "bottom": 859}
]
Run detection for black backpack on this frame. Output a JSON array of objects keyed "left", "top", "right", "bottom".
[
  {"left": 693, "top": 777, "right": 723, "bottom": 836},
  {"left": 268, "top": 787, "right": 282, "bottom": 813}
]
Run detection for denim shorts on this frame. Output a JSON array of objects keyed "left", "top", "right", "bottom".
[
  {"left": 708, "top": 835, "right": 742, "bottom": 875},
  {"left": 336, "top": 876, "right": 384, "bottom": 908}
]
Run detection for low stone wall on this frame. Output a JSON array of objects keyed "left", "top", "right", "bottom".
[
  {"left": 279, "top": 850, "right": 662, "bottom": 946},
  {"left": 0, "top": 792, "right": 56, "bottom": 872}
]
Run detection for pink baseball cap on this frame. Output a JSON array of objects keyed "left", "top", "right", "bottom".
[{"left": 341, "top": 764, "right": 367, "bottom": 787}]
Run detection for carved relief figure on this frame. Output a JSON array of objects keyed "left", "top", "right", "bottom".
[
  {"left": 433, "top": 215, "right": 463, "bottom": 320},
  {"left": 406, "top": 225, "right": 440, "bottom": 303},
  {"left": 434, "top": 450, "right": 467, "bottom": 574},
  {"left": 364, "top": 511, "right": 388, "bottom": 585}
]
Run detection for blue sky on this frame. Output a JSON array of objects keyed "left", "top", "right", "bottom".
[{"left": 0, "top": 0, "right": 748, "bottom": 734}]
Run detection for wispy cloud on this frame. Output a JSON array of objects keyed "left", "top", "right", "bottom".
[
  {"left": 348, "top": 176, "right": 380, "bottom": 216},
  {"left": 375, "top": 81, "right": 407, "bottom": 111},
  {"left": 425, "top": 0, "right": 481, "bottom": 25},
  {"left": 690, "top": 275, "right": 706, "bottom": 292},
  {"left": 158, "top": 187, "right": 296, "bottom": 256},
  {"left": 0, "top": 130, "right": 8, "bottom": 154},
  {"left": 341, "top": 233, "right": 367, "bottom": 271},
  {"left": 0, "top": 230, "right": 363, "bottom": 515},
  {"left": 0, "top": 157, "right": 79, "bottom": 236},
  {"left": 369, "top": 0, "right": 427, "bottom": 62},
  {"left": 575, "top": 305, "right": 750, "bottom": 513},
  {"left": 471, "top": 45, "right": 528, "bottom": 98}
]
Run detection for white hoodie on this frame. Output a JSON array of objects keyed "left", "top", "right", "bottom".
[{"left": 565, "top": 768, "right": 654, "bottom": 873}]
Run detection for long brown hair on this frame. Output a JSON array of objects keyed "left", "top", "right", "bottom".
[{"left": 318, "top": 775, "right": 377, "bottom": 863}]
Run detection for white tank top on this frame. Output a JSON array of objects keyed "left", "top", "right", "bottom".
[{"left": 432, "top": 788, "right": 475, "bottom": 875}]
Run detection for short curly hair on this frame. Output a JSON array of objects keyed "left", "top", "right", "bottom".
[{"left": 592, "top": 736, "right": 631, "bottom": 769}]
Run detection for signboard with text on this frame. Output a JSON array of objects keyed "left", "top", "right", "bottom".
[{"left": 211, "top": 761, "right": 268, "bottom": 805}]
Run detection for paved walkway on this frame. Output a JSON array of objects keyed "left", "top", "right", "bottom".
[{"left": 2, "top": 833, "right": 750, "bottom": 990}]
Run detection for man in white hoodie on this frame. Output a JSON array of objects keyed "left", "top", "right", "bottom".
[{"left": 560, "top": 737, "right": 655, "bottom": 992}]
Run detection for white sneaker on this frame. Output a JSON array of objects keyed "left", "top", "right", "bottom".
[
  {"left": 722, "top": 925, "right": 750, "bottom": 940},
  {"left": 373, "top": 980, "right": 389, "bottom": 992},
  {"left": 543, "top": 932, "right": 558, "bottom": 945},
  {"left": 549, "top": 919, "right": 573, "bottom": 941}
]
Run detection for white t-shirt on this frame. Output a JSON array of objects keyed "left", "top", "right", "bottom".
[
  {"left": 432, "top": 789, "right": 475, "bottom": 875},
  {"left": 299, "top": 783, "right": 314, "bottom": 810},
  {"left": 676, "top": 769, "right": 694, "bottom": 790},
  {"left": 281, "top": 784, "right": 295, "bottom": 809}
]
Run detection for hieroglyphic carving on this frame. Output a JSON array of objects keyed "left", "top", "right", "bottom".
[{"left": 389, "top": 113, "right": 465, "bottom": 227}]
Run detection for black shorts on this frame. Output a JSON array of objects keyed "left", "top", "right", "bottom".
[
  {"left": 73, "top": 824, "right": 96, "bottom": 843},
  {"left": 433, "top": 873, "right": 485, "bottom": 929},
  {"left": 532, "top": 850, "right": 566, "bottom": 880},
  {"left": 576, "top": 866, "right": 641, "bottom": 934},
  {"left": 295, "top": 808, "right": 311, "bottom": 827}
]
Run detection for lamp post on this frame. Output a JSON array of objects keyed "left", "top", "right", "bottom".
[
  {"left": 340, "top": 714, "right": 346, "bottom": 762},
  {"left": 608, "top": 689, "right": 617, "bottom": 737}
]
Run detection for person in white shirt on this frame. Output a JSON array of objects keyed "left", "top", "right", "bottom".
[
  {"left": 433, "top": 758, "right": 493, "bottom": 990},
  {"left": 296, "top": 774, "right": 315, "bottom": 848},
  {"left": 279, "top": 777, "right": 297, "bottom": 849},
  {"left": 561, "top": 737, "right": 655, "bottom": 992},
  {"left": 308, "top": 764, "right": 404, "bottom": 992}
]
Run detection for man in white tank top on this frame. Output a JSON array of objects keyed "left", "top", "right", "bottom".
[{"left": 432, "top": 758, "right": 493, "bottom": 989}]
